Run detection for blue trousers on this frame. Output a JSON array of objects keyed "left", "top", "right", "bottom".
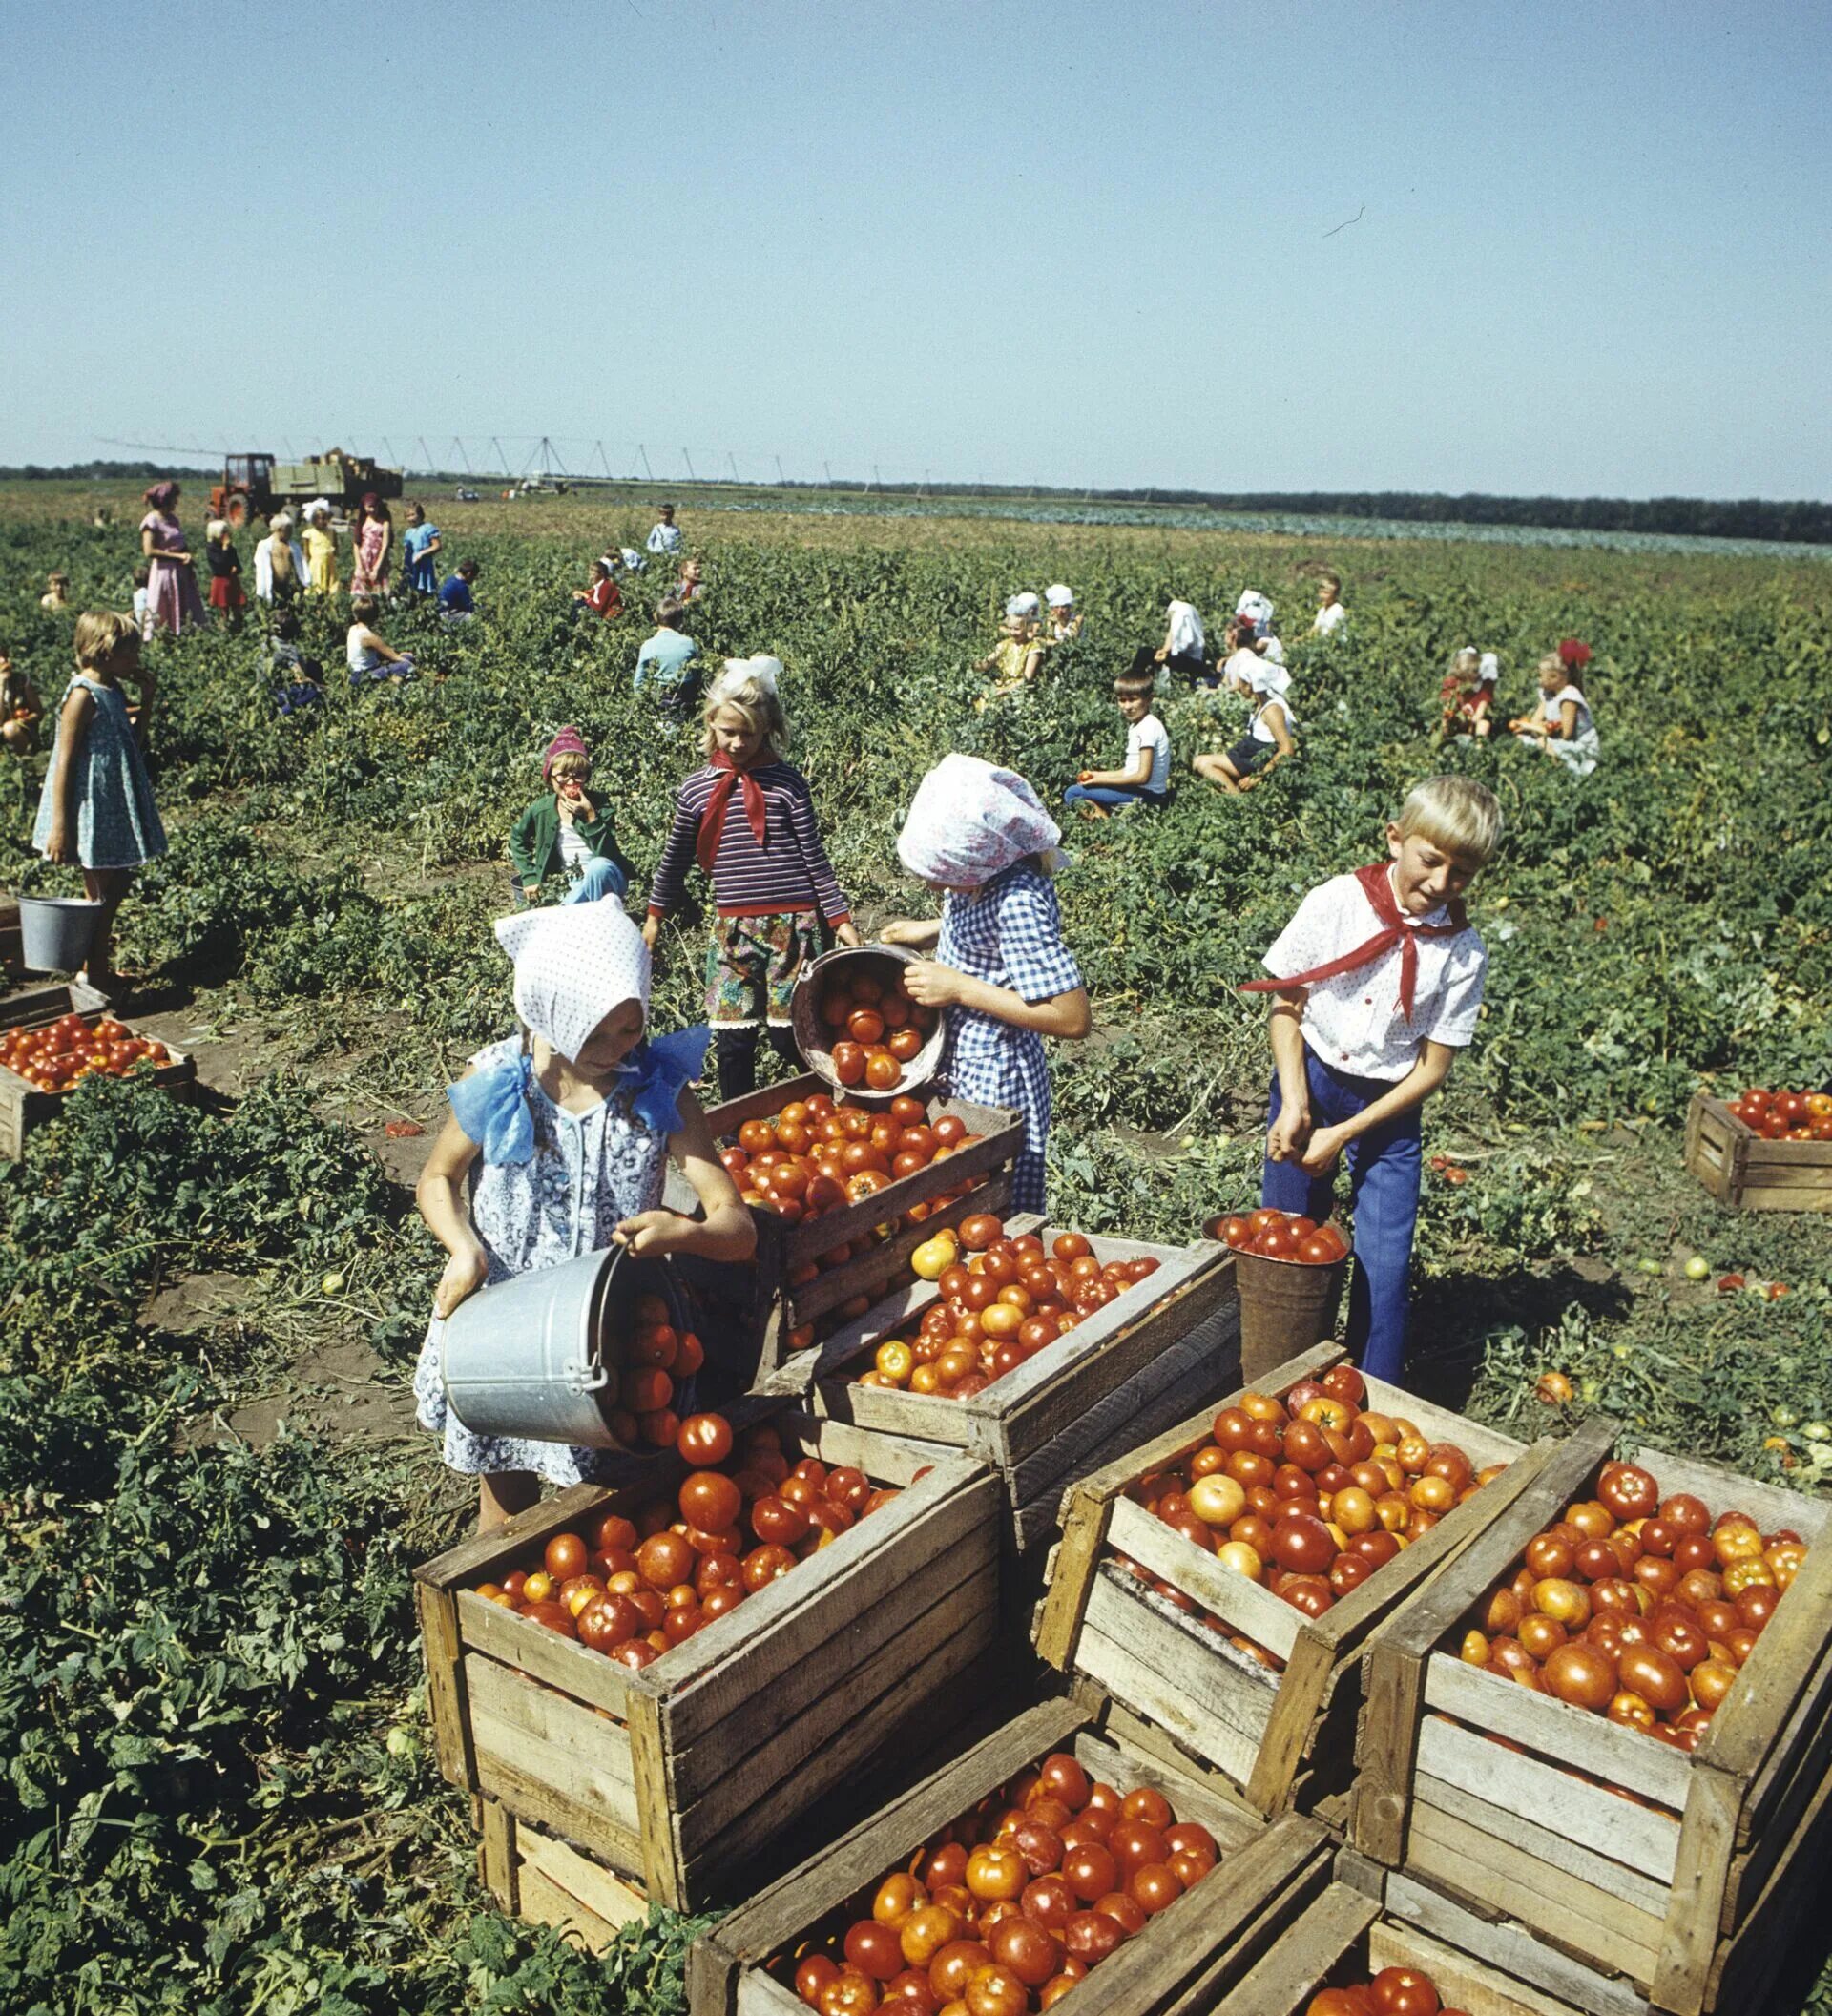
[
  {"left": 1260, "top": 1048, "right": 1422, "bottom": 1382},
  {"left": 1063, "top": 783, "right": 1169, "bottom": 809},
  {"left": 563, "top": 859, "right": 627, "bottom": 905}
]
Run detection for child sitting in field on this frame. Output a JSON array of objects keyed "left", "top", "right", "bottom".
[
  {"left": 1194, "top": 653, "right": 1297, "bottom": 794},
  {"left": 644, "top": 662, "right": 862, "bottom": 1099},
  {"left": 439, "top": 560, "right": 480, "bottom": 623},
  {"left": 263, "top": 610, "right": 324, "bottom": 717},
  {"left": 1155, "top": 596, "right": 1209, "bottom": 684},
  {"left": 1509, "top": 650, "right": 1599, "bottom": 774},
  {"left": 40, "top": 572, "right": 70, "bottom": 613},
  {"left": 1066, "top": 668, "right": 1171, "bottom": 815},
  {"left": 1438, "top": 647, "right": 1499, "bottom": 741},
  {"left": 205, "top": 521, "right": 246, "bottom": 633},
  {"left": 975, "top": 613, "right": 1044, "bottom": 708},
  {"left": 0, "top": 648, "right": 43, "bottom": 754},
  {"left": 31, "top": 612, "right": 166, "bottom": 998},
  {"left": 1312, "top": 570, "right": 1346, "bottom": 636},
  {"left": 413, "top": 899, "right": 755, "bottom": 1529},
  {"left": 573, "top": 558, "right": 624, "bottom": 620},
  {"left": 883, "top": 756, "right": 1091, "bottom": 1215},
  {"left": 1240, "top": 776, "right": 1500, "bottom": 1381},
  {"left": 1044, "top": 584, "right": 1081, "bottom": 643},
  {"left": 509, "top": 728, "right": 634, "bottom": 908},
  {"left": 346, "top": 595, "right": 414, "bottom": 683},
  {"left": 634, "top": 598, "right": 700, "bottom": 720}
]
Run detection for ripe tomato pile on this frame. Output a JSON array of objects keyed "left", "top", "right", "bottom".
[
  {"left": 1114, "top": 1367, "right": 1504, "bottom": 1661},
  {"left": 472, "top": 1415, "right": 899, "bottom": 1669},
  {"left": 721, "top": 1091, "right": 983, "bottom": 1231},
  {"left": 814, "top": 964, "right": 937, "bottom": 1092},
  {"left": 1453, "top": 1460, "right": 1807, "bottom": 1742},
  {"left": 0, "top": 1011, "right": 171, "bottom": 1091},
  {"left": 1724, "top": 1087, "right": 1832, "bottom": 1141},
  {"left": 782, "top": 1749, "right": 1221, "bottom": 2014},
  {"left": 602, "top": 1293, "right": 707, "bottom": 1449},
  {"left": 1306, "top": 1967, "right": 1464, "bottom": 2015},
  {"left": 1209, "top": 1208, "right": 1348, "bottom": 1266},
  {"left": 854, "top": 1218, "right": 1161, "bottom": 1399}
]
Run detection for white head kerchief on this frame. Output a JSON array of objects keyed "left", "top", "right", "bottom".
[
  {"left": 709, "top": 655, "right": 781, "bottom": 707},
  {"left": 1477, "top": 652, "right": 1500, "bottom": 685},
  {"left": 492, "top": 902, "right": 651, "bottom": 1061},
  {"left": 898, "top": 753, "right": 1060, "bottom": 889},
  {"left": 1005, "top": 592, "right": 1041, "bottom": 618},
  {"left": 1044, "top": 583, "right": 1074, "bottom": 608}
]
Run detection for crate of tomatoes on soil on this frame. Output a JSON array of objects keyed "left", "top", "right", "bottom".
[
  {"left": 1351, "top": 1415, "right": 1832, "bottom": 2016},
  {"left": 686, "top": 1688, "right": 1338, "bottom": 2016},
  {"left": 0, "top": 982, "right": 193, "bottom": 1159},
  {"left": 798, "top": 1210, "right": 1241, "bottom": 1565},
  {"left": 1033, "top": 1342, "right": 1544, "bottom": 1821},
  {"left": 664, "top": 1073, "right": 1024, "bottom": 1387},
  {"left": 414, "top": 1403, "right": 1002, "bottom": 1911},
  {"left": 1683, "top": 1088, "right": 1832, "bottom": 1215}
]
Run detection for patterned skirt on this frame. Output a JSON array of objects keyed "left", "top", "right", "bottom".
[{"left": 705, "top": 910, "right": 823, "bottom": 1029}]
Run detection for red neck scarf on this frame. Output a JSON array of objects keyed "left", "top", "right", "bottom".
[
  {"left": 1241, "top": 862, "right": 1468, "bottom": 1023},
  {"left": 697, "top": 752, "right": 770, "bottom": 873}
]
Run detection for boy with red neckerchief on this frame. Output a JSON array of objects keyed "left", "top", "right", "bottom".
[{"left": 1241, "top": 777, "right": 1502, "bottom": 1381}]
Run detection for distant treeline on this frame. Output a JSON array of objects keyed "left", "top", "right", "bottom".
[{"left": 6, "top": 460, "right": 1826, "bottom": 544}]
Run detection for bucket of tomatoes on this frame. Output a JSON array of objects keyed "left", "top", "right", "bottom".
[
  {"left": 792, "top": 946, "right": 947, "bottom": 1103},
  {"left": 1204, "top": 1209, "right": 1349, "bottom": 1383}
]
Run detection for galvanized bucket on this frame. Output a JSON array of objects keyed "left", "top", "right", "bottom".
[
  {"left": 18, "top": 894, "right": 104, "bottom": 975},
  {"left": 790, "top": 943, "right": 946, "bottom": 1106},
  {"left": 442, "top": 1243, "right": 689, "bottom": 1448}
]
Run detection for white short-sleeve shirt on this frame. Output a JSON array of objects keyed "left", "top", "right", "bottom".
[
  {"left": 1312, "top": 602, "right": 1346, "bottom": 636},
  {"left": 1262, "top": 867, "right": 1488, "bottom": 1081},
  {"left": 1126, "top": 713, "right": 1172, "bottom": 795}
]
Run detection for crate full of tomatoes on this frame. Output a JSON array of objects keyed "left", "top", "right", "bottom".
[
  {"left": 414, "top": 1404, "right": 1001, "bottom": 1911},
  {"left": 800, "top": 1212, "right": 1241, "bottom": 1561},
  {"left": 0, "top": 983, "right": 194, "bottom": 1159},
  {"left": 1684, "top": 1087, "right": 1832, "bottom": 1216},
  {"left": 1034, "top": 1342, "right": 1535, "bottom": 1819},
  {"left": 664, "top": 1071, "right": 1023, "bottom": 1386},
  {"left": 1352, "top": 1414, "right": 1832, "bottom": 2016},
  {"left": 685, "top": 1690, "right": 1337, "bottom": 2016}
]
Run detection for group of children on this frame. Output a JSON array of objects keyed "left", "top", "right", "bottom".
[{"left": 1439, "top": 635, "right": 1601, "bottom": 774}]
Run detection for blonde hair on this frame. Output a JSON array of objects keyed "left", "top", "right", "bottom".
[
  {"left": 549, "top": 749, "right": 591, "bottom": 783},
  {"left": 702, "top": 673, "right": 789, "bottom": 756},
  {"left": 269, "top": 511, "right": 294, "bottom": 535},
  {"left": 1451, "top": 647, "right": 1480, "bottom": 675},
  {"left": 206, "top": 518, "right": 229, "bottom": 542},
  {"left": 74, "top": 610, "right": 137, "bottom": 670},
  {"left": 1395, "top": 776, "right": 1503, "bottom": 865},
  {"left": 1537, "top": 651, "right": 1580, "bottom": 691}
]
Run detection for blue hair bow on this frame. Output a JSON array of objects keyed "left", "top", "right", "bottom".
[{"left": 448, "top": 1026, "right": 712, "bottom": 1166}]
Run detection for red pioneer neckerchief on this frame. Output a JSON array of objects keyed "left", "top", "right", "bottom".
[
  {"left": 697, "top": 752, "right": 770, "bottom": 873},
  {"left": 1239, "top": 862, "right": 1468, "bottom": 1024}
]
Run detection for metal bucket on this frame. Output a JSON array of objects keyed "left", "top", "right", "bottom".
[
  {"left": 1227, "top": 1246, "right": 1349, "bottom": 1387},
  {"left": 19, "top": 894, "right": 104, "bottom": 975},
  {"left": 790, "top": 943, "right": 946, "bottom": 1106},
  {"left": 442, "top": 1244, "right": 689, "bottom": 1448}
]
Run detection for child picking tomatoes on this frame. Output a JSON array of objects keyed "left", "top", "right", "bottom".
[
  {"left": 414, "top": 901, "right": 754, "bottom": 1531},
  {"left": 883, "top": 755, "right": 1091, "bottom": 1215},
  {"left": 1239, "top": 776, "right": 1500, "bottom": 1381},
  {"left": 644, "top": 659, "right": 860, "bottom": 1100}
]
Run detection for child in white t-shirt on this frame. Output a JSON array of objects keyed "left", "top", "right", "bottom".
[
  {"left": 1510, "top": 653, "right": 1599, "bottom": 774},
  {"left": 1195, "top": 651, "right": 1297, "bottom": 794},
  {"left": 1066, "top": 668, "right": 1171, "bottom": 816},
  {"left": 1241, "top": 777, "right": 1499, "bottom": 1382},
  {"left": 1311, "top": 571, "right": 1346, "bottom": 636}
]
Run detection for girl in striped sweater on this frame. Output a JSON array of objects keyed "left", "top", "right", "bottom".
[{"left": 644, "top": 660, "right": 861, "bottom": 1098}]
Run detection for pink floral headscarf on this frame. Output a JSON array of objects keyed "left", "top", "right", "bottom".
[{"left": 897, "top": 754, "right": 1060, "bottom": 889}]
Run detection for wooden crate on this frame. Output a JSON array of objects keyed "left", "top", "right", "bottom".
[
  {"left": 1033, "top": 1341, "right": 1545, "bottom": 1819},
  {"left": 791, "top": 1217, "right": 1242, "bottom": 1561},
  {"left": 665, "top": 1072, "right": 1023, "bottom": 1385},
  {"left": 0, "top": 904, "right": 21, "bottom": 979},
  {"left": 1352, "top": 1415, "right": 1832, "bottom": 2016},
  {"left": 685, "top": 1689, "right": 1336, "bottom": 2016},
  {"left": 0, "top": 982, "right": 196, "bottom": 1161},
  {"left": 478, "top": 1798, "right": 654, "bottom": 1951},
  {"left": 413, "top": 1410, "right": 1003, "bottom": 1912},
  {"left": 1684, "top": 1092, "right": 1832, "bottom": 1214},
  {"left": 1201, "top": 1854, "right": 1595, "bottom": 2016}
]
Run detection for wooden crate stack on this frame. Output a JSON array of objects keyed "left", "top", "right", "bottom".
[
  {"left": 1033, "top": 1341, "right": 1541, "bottom": 1819},
  {"left": 1684, "top": 1093, "right": 1832, "bottom": 1215},
  {"left": 1353, "top": 1415, "right": 1832, "bottom": 2016}
]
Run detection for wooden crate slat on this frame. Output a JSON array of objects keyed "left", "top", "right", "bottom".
[
  {"left": 1705, "top": 1752, "right": 1832, "bottom": 2012},
  {"left": 457, "top": 1588, "right": 635, "bottom": 1719},
  {"left": 1072, "top": 1729, "right": 1263, "bottom": 1852},
  {"left": 418, "top": 1480, "right": 614, "bottom": 1592},
  {"left": 1727, "top": 1632, "right": 1832, "bottom": 1914},
  {"left": 517, "top": 1820, "right": 651, "bottom": 1940},
  {"left": 466, "top": 1655, "right": 642, "bottom": 1823},
  {"left": 414, "top": 1582, "right": 475, "bottom": 1792},
  {"left": 1363, "top": 1372, "right": 1525, "bottom": 1471},
  {"left": 1631, "top": 1444, "right": 1832, "bottom": 1548},
  {"left": 1367, "top": 1920, "right": 1610, "bottom": 2016},
  {"left": 1109, "top": 1494, "right": 1301, "bottom": 1661},
  {"left": 735, "top": 1975, "right": 809, "bottom": 2016},
  {"left": 1200, "top": 1878, "right": 1382, "bottom": 2015}
]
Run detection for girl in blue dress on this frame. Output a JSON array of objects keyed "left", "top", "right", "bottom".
[
  {"left": 32, "top": 611, "right": 166, "bottom": 997},
  {"left": 883, "top": 755, "right": 1091, "bottom": 1215},
  {"left": 413, "top": 899, "right": 755, "bottom": 1530}
]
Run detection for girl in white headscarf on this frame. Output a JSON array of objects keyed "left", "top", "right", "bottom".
[
  {"left": 882, "top": 756, "right": 1091, "bottom": 1213},
  {"left": 413, "top": 900, "right": 754, "bottom": 1530},
  {"left": 1194, "top": 656, "right": 1297, "bottom": 795},
  {"left": 1043, "top": 584, "right": 1081, "bottom": 644}
]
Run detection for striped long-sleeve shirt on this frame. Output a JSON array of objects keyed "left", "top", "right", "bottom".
[{"left": 646, "top": 760, "right": 852, "bottom": 925}]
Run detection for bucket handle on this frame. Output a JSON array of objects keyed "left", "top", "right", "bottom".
[{"left": 564, "top": 1358, "right": 609, "bottom": 1397}]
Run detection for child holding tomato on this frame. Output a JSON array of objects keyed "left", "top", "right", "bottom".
[
  {"left": 414, "top": 900, "right": 754, "bottom": 1531},
  {"left": 1240, "top": 776, "right": 1501, "bottom": 1381},
  {"left": 883, "top": 755, "right": 1091, "bottom": 1215},
  {"left": 644, "top": 661, "right": 861, "bottom": 1101}
]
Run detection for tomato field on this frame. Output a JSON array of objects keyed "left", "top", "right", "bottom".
[{"left": 2, "top": 480, "right": 1831, "bottom": 2013}]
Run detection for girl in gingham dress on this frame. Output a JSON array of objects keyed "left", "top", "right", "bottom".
[{"left": 884, "top": 755, "right": 1091, "bottom": 1214}]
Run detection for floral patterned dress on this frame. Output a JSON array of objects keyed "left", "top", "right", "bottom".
[{"left": 412, "top": 1036, "right": 669, "bottom": 1484}]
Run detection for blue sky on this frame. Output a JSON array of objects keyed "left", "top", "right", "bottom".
[{"left": 4, "top": 1, "right": 1826, "bottom": 497}]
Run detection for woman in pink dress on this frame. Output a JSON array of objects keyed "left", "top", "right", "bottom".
[
  {"left": 138, "top": 482, "right": 205, "bottom": 636},
  {"left": 349, "top": 494, "right": 393, "bottom": 595}
]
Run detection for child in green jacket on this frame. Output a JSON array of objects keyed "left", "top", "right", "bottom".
[{"left": 510, "top": 729, "right": 633, "bottom": 906}]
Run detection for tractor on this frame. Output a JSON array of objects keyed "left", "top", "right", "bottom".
[{"left": 210, "top": 448, "right": 406, "bottom": 526}]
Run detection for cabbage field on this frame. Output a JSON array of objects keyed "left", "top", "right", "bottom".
[{"left": 2, "top": 481, "right": 1830, "bottom": 2013}]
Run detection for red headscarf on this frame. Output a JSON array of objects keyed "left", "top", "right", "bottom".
[
  {"left": 697, "top": 752, "right": 769, "bottom": 873},
  {"left": 1240, "top": 863, "right": 1468, "bottom": 1024}
]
